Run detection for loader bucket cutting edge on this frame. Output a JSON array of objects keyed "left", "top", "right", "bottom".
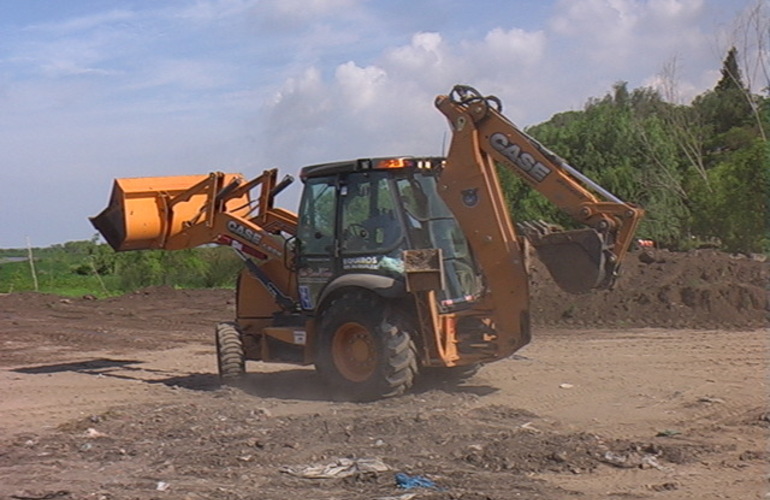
[
  {"left": 90, "top": 206, "right": 128, "bottom": 252},
  {"left": 531, "top": 228, "right": 612, "bottom": 294},
  {"left": 90, "top": 174, "right": 232, "bottom": 252}
]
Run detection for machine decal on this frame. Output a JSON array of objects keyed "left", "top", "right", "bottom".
[
  {"left": 461, "top": 188, "right": 479, "bottom": 207},
  {"left": 378, "top": 256, "right": 404, "bottom": 273},
  {"left": 298, "top": 266, "right": 333, "bottom": 283},
  {"left": 490, "top": 132, "right": 552, "bottom": 182},
  {"left": 298, "top": 285, "right": 313, "bottom": 310},
  {"left": 293, "top": 330, "right": 307, "bottom": 345},
  {"left": 342, "top": 255, "right": 380, "bottom": 270},
  {"left": 227, "top": 220, "right": 263, "bottom": 245}
]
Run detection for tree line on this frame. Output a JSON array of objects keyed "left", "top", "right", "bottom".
[{"left": 500, "top": 47, "right": 769, "bottom": 253}]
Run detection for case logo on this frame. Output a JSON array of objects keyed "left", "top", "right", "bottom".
[
  {"left": 490, "top": 132, "right": 551, "bottom": 182},
  {"left": 227, "top": 221, "right": 262, "bottom": 244}
]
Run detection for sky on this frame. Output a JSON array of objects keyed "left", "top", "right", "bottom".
[{"left": 0, "top": 0, "right": 759, "bottom": 248}]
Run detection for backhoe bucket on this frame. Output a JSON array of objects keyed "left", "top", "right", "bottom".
[
  {"left": 529, "top": 228, "right": 614, "bottom": 294},
  {"left": 90, "top": 174, "right": 245, "bottom": 251}
]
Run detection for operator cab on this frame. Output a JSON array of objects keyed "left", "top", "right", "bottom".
[{"left": 296, "top": 157, "right": 482, "bottom": 312}]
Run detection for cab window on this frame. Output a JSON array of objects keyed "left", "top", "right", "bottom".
[{"left": 341, "top": 172, "right": 403, "bottom": 253}]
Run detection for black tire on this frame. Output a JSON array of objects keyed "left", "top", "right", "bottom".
[
  {"left": 215, "top": 322, "right": 245, "bottom": 385},
  {"left": 315, "top": 290, "right": 418, "bottom": 401}
]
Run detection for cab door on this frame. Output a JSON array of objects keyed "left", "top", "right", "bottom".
[{"left": 296, "top": 176, "right": 338, "bottom": 310}]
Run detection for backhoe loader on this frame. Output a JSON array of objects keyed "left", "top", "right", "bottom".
[{"left": 91, "top": 85, "right": 644, "bottom": 401}]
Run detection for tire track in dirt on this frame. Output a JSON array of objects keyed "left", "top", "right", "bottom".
[{"left": 479, "top": 329, "right": 767, "bottom": 438}]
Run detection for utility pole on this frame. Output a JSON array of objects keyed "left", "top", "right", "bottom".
[{"left": 26, "top": 237, "right": 39, "bottom": 292}]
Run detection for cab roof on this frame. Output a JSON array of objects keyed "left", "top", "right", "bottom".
[{"left": 300, "top": 156, "right": 445, "bottom": 181}]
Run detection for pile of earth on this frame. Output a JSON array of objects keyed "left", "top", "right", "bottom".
[
  {"left": 2, "top": 389, "right": 726, "bottom": 500},
  {"left": 530, "top": 248, "right": 768, "bottom": 329}
]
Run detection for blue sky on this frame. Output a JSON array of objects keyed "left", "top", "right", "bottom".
[{"left": 0, "top": 0, "right": 759, "bottom": 248}]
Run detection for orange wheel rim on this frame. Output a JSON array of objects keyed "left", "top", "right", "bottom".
[{"left": 332, "top": 322, "right": 377, "bottom": 382}]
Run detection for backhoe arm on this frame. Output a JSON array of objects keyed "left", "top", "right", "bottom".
[{"left": 435, "top": 85, "right": 644, "bottom": 294}]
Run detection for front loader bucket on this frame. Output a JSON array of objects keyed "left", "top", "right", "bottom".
[
  {"left": 90, "top": 174, "right": 245, "bottom": 251},
  {"left": 530, "top": 228, "right": 614, "bottom": 294}
]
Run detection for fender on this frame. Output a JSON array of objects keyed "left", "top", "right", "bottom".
[{"left": 317, "top": 273, "right": 406, "bottom": 312}]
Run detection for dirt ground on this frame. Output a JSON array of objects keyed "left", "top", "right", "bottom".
[{"left": 0, "top": 249, "right": 767, "bottom": 500}]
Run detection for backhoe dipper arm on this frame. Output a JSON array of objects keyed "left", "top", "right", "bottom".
[{"left": 435, "top": 85, "right": 644, "bottom": 294}]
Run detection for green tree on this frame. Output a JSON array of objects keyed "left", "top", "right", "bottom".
[
  {"left": 716, "top": 47, "right": 743, "bottom": 93},
  {"left": 114, "top": 251, "right": 165, "bottom": 291},
  {"left": 694, "top": 47, "right": 754, "bottom": 139},
  {"left": 689, "top": 139, "right": 769, "bottom": 252}
]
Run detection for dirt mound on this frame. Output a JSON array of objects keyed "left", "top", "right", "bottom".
[
  {"left": 531, "top": 249, "right": 768, "bottom": 329},
  {"left": 0, "top": 389, "right": 726, "bottom": 499}
]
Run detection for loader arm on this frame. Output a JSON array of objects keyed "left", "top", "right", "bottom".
[
  {"left": 90, "top": 169, "right": 299, "bottom": 309},
  {"left": 435, "top": 85, "right": 644, "bottom": 295}
]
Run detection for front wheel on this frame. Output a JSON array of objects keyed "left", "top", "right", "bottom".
[
  {"left": 316, "top": 291, "right": 418, "bottom": 401},
  {"left": 215, "top": 322, "right": 245, "bottom": 385}
]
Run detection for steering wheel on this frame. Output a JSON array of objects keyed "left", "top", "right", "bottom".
[
  {"left": 344, "top": 223, "right": 371, "bottom": 251},
  {"left": 346, "top": 223, "right": 369, "bottom": 239}
]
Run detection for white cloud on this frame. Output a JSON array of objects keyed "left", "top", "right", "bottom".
[
  {"left": 550, "top": 0, "right": 638, "bottom": 37},
  {"left": 271, "top": 67, "right": 327, "bottom": 107},
  {"left": 335, "top": 62, "right": 387, "bottom": 110},
  {"left": 387, "top": 32, "right": 444, "bottom": 70},
  {"left": 648, "top": 0, "right": 704, "bottom": 21},
  {"left": 482, "top": 28, "right": 546, "bottom": 66},
  {"left": 177, "top": 0, "right": 358, "bottom": 20},
  {"left": 260, "top": 23, "right": 554, "bottom": 164},
  {"left": 23, "top": 9, "right": 136, "bottom": 35},
  {"left": 175, "top": 0, "right": 256, "bottom": 21},
  {"left": 263, "top": 67, "right": 334, "bottom": 164},
  {"left": 550, "top": 0, "right": 707, "bottom": 63},
  {"left": 266, "top": 0, "right": 360, "bottom": 18},
  {"left": 544, "top": 0, "right": 721, "bottom": 107},
  {"left": 175, "top": 0, "right": 364, "bottom": 36}
]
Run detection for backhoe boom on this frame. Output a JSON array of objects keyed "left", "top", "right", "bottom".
[{"left": 435, "top": 85, "right": 644, "bottom": 294}]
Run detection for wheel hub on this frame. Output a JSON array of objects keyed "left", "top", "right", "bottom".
[{"left": 332, "top": 322, "right": 377, "bottom": 382}]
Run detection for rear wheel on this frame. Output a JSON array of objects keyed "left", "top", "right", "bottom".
[
  {"left": 316, "top": 291, "right": 418, "bottom": 401},
  {"left": 215, "top": 322, "right": 245, "bottom": 385}
]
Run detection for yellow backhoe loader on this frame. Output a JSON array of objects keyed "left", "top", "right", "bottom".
[{"left": 91, "top": 85, "right": 643, "bottom": 400}]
